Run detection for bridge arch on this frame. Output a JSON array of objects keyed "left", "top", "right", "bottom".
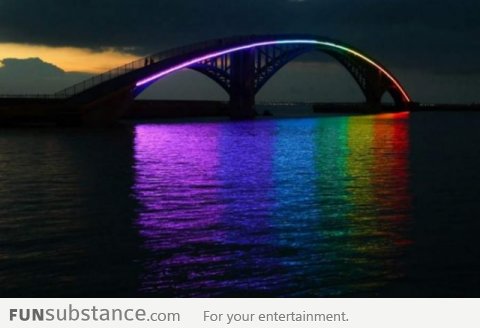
[
  {"left": 136, "top": 69, "right": 230, "bottom": 101},
  {"left": 56, "top": 35, "right": 411, "bottom": 121}
]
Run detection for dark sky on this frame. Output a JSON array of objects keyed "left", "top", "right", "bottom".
[{"left": 0, "top": 0, "right": 479, "bottom": 103}]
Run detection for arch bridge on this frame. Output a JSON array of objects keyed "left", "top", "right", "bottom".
[{"left": 55, "top": 34, "right": 411, "bottom": 123}]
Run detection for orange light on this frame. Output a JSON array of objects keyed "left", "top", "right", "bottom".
[{"left": 376, "top": 111, "right": 410, "bottom": 120}]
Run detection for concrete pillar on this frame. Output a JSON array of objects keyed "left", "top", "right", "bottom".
[
  {"left": 364, "top": 69, "right": 384, "bottom": 107},
  {"left": 229, "top": 49, "right": 257, "bottom": 118}
]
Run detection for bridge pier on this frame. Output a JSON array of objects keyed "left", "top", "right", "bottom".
[
  {"left": 228, "top": 50, "right": 257, "bottom": 118},
  {"left": 363, "top": 69, "right": 385, "bottom": 110}
]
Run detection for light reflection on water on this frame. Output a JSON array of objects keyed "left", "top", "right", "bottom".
[
  {"left": 133, "top": 113, "right": 412, "bottom": 296},
  {"left": 3, "top": 111, "right": 479, "bottom": 297}
]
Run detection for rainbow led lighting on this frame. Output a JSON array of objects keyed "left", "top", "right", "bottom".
[{"left": 136, "top": 39, "right": 411, "bottom": 102}]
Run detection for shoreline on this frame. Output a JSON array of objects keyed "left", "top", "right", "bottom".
[{"left": 0, "top": 99, "right": 479, "bottom": 126}]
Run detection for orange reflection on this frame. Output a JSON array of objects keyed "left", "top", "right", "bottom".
[
  {"left": 373, "top": 113, "right": 411, "bottom": 244},
  {"left": 345, "top": 114, "right": 412, "bottom": 289}
]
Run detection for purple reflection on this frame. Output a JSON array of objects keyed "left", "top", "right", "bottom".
[
  {"left": 133, "top": 120, "right": 279, "bottom": 296},
  {"left": 133, "top": 123, "right": 227, "bottom": 295}
]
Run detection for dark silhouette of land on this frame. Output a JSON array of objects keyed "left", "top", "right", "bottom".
[
  {"left": 312, "top": 102, "right": 480, "bottom": 113},
  {"left": 1, "top": 98, "right": 479, "bottom": 126}
]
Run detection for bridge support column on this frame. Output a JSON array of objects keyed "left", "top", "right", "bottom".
[
  {"left": 364, "top": 69, "right": 386, "bottom": 110},
  {"left": 229, "top": 50, "right": 256, "bottom": 118}
]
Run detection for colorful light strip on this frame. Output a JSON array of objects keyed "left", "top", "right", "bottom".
[{"left": 136, "top": 39, "right": 411, "bottom": 102}]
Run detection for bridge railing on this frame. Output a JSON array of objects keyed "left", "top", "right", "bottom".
[
  {"left": 0, "top": 94, "right": 65, "bottom": 99},
  {"left": 53, "top": 38, "right": 228, "bottom": 98}
]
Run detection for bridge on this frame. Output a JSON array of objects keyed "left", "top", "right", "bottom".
[{"left": 2, "top": 35, "right": 412, "bottom": 124}]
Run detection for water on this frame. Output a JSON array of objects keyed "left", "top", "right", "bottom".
[{"left": 1, "top": 110, "right": 480, "bottom": 297}]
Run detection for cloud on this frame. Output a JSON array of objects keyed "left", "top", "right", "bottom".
[
  {"left": 0, "top": 43, "right": 139, "bottom": 73},
  {"left": 0, "top": 0, "right": 477, "bottom": 74},
  {"left": 0, "top": 58, "right": 91, "bottom": 94},
  {"left": 0, "top": 1, "right": 478, "bottom": 102}
]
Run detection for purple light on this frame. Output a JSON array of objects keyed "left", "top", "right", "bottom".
[{"left": 135, "top": 39, "right": 411, "bottom": 102}]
